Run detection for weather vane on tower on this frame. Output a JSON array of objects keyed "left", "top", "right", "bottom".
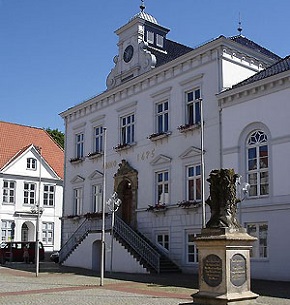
[{"left": 140, "top": 0, "right": 145, "bottom": 12}]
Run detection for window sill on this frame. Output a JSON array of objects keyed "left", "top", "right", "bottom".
[
  {"left": 177, "top": 123, "right": 200, "bottom": 133},
  {"left": 87, "top": 151, "right": 103, "bottom": 160},
  {"left": 114, "top": 142, "right": 136, "bottom": 152},
  {"left": 148, "top": 132, "right": 171, "bottom": 141},
  {"left": 177, "top": 200, "right": 201, "bottom": 209},
  {"left": 69, "top": 157, "right": 84, "bottom": 164},
  {"left": 146, "top": 204, "right": 168, "bottom": 213}
]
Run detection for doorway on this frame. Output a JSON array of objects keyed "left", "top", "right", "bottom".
[{"left": 114, "top": 160, "right": 138, "bottom": 228}]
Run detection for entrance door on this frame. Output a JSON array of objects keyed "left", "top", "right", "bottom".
[
  {"left": 92, "top": 240, "right": 102, "bottom": 272},
  {"left": 120, "top": 180, "right": 133, "bottom": 225}
]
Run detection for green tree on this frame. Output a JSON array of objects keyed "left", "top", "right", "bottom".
[{"left": 46, "top": 128, "right": 64, "bottom": 149}]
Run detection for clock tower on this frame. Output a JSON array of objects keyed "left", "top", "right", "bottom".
[{"left": 106, "top": 2, "right": 170, "bottom": 89}]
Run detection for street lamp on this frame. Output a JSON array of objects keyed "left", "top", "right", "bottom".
[
  {"left": 100, "top": 127, "right": 107, "bottom": 286},
  {"left": 200, "top": 98, "right": 206, "bottom": 228},
  {"left": 106, "top": 192, "right": 122, "bottom": 273},
  {"left": 236, "top": 176, "right": 250, "bottom": 224}
]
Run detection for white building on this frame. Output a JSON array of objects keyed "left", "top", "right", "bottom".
[
  {"left": 218, "top": 56, "right": 290, "bottom": 281},
  {"left": 0, "top": 122, "right": 64, "bottom": 254},
  {"left": 60, "top": 5, "right": 285, "bottom": 278}
]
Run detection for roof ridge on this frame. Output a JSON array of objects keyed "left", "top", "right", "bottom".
[{"left": 0, "top": 120, "right": 44, "bottom": 131}]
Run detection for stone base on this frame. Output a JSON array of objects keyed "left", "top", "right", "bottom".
[{"left": 190, "top": 290, "right": 259, "bottom": 305}]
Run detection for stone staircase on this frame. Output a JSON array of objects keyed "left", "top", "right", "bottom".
[{"left": 59, "top": 214, "right": 180, "bottom": 274}]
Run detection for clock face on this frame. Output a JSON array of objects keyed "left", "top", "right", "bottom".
[{"left": 123, "top": 45, "right": 134, "bottom": 63}]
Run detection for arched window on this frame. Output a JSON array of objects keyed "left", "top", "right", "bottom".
[{"left": 246, "top": 130, "right": 269, "bottom": 197}]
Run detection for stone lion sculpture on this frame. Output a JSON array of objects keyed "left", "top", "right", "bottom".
[{"left": 205, "top": 168, "right": 241, "bottom": 229}]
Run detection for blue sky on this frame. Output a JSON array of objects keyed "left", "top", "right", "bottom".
[{"left": 0, "top": 0, "right": 289, "bottom": 132}]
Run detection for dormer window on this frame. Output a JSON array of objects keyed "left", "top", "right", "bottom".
[
  {"left": 156, "top": 34, "right": 164, "bottom": 48},
  {"left": 27, "top": 158, "right": 37, "bottom": 170},
  {"left": 147, "top": 31, "right": 154, "bottom": 44},
  {"left": 145, "top": 25, "right": 167, "bottom": 50}
]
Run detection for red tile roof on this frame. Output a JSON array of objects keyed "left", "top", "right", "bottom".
[{"left": 0, "top": 121, "right": 64, "bottom": 179}]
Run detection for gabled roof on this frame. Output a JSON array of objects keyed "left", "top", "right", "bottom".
[
  {"left": 230, "top": 35, "right": 281, "bottom": 61},
  {"left": 0, "top": 121, "right": 64, "bottom": 179},
  {"left": 230, "top": 55, "right": 290, "bottom": 90}
]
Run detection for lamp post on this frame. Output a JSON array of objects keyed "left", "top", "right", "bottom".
[
  {"left": 107, "top": 192, "right": 121, "bottom": 273},
  {"left": 200, "top": 98, "right": 206, "bottom": 228},
  {"left": 35, "top": 146, "right": 42, "bottom": 277},
  {"left": 100, "top": 127, "right": 107, "bottom": 286}
]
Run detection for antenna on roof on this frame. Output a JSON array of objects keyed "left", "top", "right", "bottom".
[
  {"left": 140, "top": 0, "right": 145, "bottom": 12},
  {"left": 237, "top": 12, "right": 243, "bottom": 35}
]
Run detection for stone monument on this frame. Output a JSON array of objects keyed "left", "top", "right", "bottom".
[{"left": 188, "top": 169, "right": 260, "bottom": 305}]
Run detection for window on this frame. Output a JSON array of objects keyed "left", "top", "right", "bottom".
[
  {"left": 186, "top": 233, "right": 198, "bottom": 263},
  {"left": 1, "top": 220, "right": 13, "bottom": 241},
  {"left": 147, "top": 30, "right": 154, "bottom": 44},
  {"left": 42, "top": 222, "right": 54, "bottom": 244},
  {"left": 27, "top": 158, "right": 37, "bottom": 170},
  {"left": 246, "top": 223, "right": 268, "bottom": 258},
  {"left": 3, "top": 180, "right": 15, "bottom": 204},
  {"left": 187, "top": 165, "right": 201, "bottom": 201},
  {"left": 75, "top": 133, "right": 84, "bottom": 158},
  {"left": 156, "top": 171, "right": 169, "bottom": 204},
  {"left": 121, "top": 113, "right": 135, "bottom": 145},
  {"left": 43, "top": 185, "right": 55, "bottom": 207},
  {"left": 247, "top": 130, "right": 269, "bottom": 197},
  {"left": 73, "top": 188, "right": 83, "bottom": 215},
  {"left": 186, "top": 89, "right": 201, "bottom": 126},
  {"left": 156, "top": 34, "right": 164, "bottom": 48},
  {"left": 23, "top": 183, "right": 36, "bottom": 205},
  {"left": 93, "top": 126, "right": 104, "bottom": 153},
  {"left": 156, "top": 101, "right": 169, "bottom": 134},
  {"left": 156, "top": 233, "right": 169, "bottom": 251},
  {"left": 92, "top": 184, "right": 103, "bottom": 212}
]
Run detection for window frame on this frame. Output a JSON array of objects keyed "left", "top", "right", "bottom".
[
  {"left": 186, "top": 164, "right": 201, "bottom": 202},
  {"left": 92, "top": 184, "right": 103, "bottom": 213},
  {"left": 42, "top": 222, "right": 54, "bottom": 245},
  {"left": 156, "top": 170, "right": 169, "bottom": 205},
  {"left": 156, "top": 232, "right": 169, "bottom": 252},
  {"left": 246, "top": 130, "right": 269, "bottom": 197},
  {"left": 73, "top": 187, "right": 83, "bottom": 215},
  {"left": 93, "top": 125, "right": 104, "bottom": 154},
  {"left": 120, "top": 113, "right": 135, "bottom": 145},
  {"left": 27, "top": 158, "right": 37, "bottom": 170},
  {"left": 155, "top": 100, "right": 169, "bottom": 134},
  {"left": 23, "top": 182, "right": 36, "bottom": 205},
  {"left": 185, "top": 88, "right": 201, "bottom": 126},
  {"left": 3, "top": 180, "right": 16, "bottom": 204},
  {"left": 186, "top": 232, "right": 199, "bottom": 264},
  {"left": 1, "top": 220, "right": 13, "bottom": 242},
  {"left": 43, "top": 184, "right": 55, "bottom": 207},
  {"left": 75, "top": 132, "right": 84, "bottom": 159},
  {"left": 246, "top": 222, "right": 268, "bottom": 259}
]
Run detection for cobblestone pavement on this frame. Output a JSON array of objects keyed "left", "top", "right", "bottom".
[{"left": 0, "top": 262, "right": 289, "bottom": 305}]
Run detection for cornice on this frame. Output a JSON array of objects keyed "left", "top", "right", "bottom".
[
  {"left": 60, "top": 36, "right": 274, "bottom": 123},
  {"left": 218, "top": 70, "right": 290, "bottom": 108}
]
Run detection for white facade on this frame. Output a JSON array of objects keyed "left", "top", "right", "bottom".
[
  {"left": 219, "top": 64, "right": 290, "bottom": 281},
  {"left": 0, "top": 145, "right": 63, "bottom": 253},
  {"left": 60, "top": 9, "right": 283, "bottom": 279}
]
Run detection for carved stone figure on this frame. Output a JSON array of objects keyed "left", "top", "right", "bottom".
[{"left": 205, "top": 168, "right": 241, "bottom": 229}]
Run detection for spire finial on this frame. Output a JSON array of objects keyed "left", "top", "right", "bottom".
[
  {"left": 140, "top": 0, "right": 145, "bottom": 12},
  {"left": 237, "top": 12, "right": 243, "bottom": 35}
]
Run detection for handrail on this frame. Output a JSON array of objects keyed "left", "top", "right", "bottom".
[
  {"left": 59, "top": 216, "right": 110, "bottom": 263},
  {"left": 114, "top": 215, "right": 161, "bottom": 273},
  {"left": 59, "top": 214, "right": 161, "bottom": 273}
]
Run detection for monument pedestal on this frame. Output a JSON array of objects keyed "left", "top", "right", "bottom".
[{"left": 191, "top": 228, "right": 259, "bottom": 305}]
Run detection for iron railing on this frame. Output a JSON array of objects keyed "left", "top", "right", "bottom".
[{"left": 59, "top": 214, "right": 161, "bottom": 273}]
